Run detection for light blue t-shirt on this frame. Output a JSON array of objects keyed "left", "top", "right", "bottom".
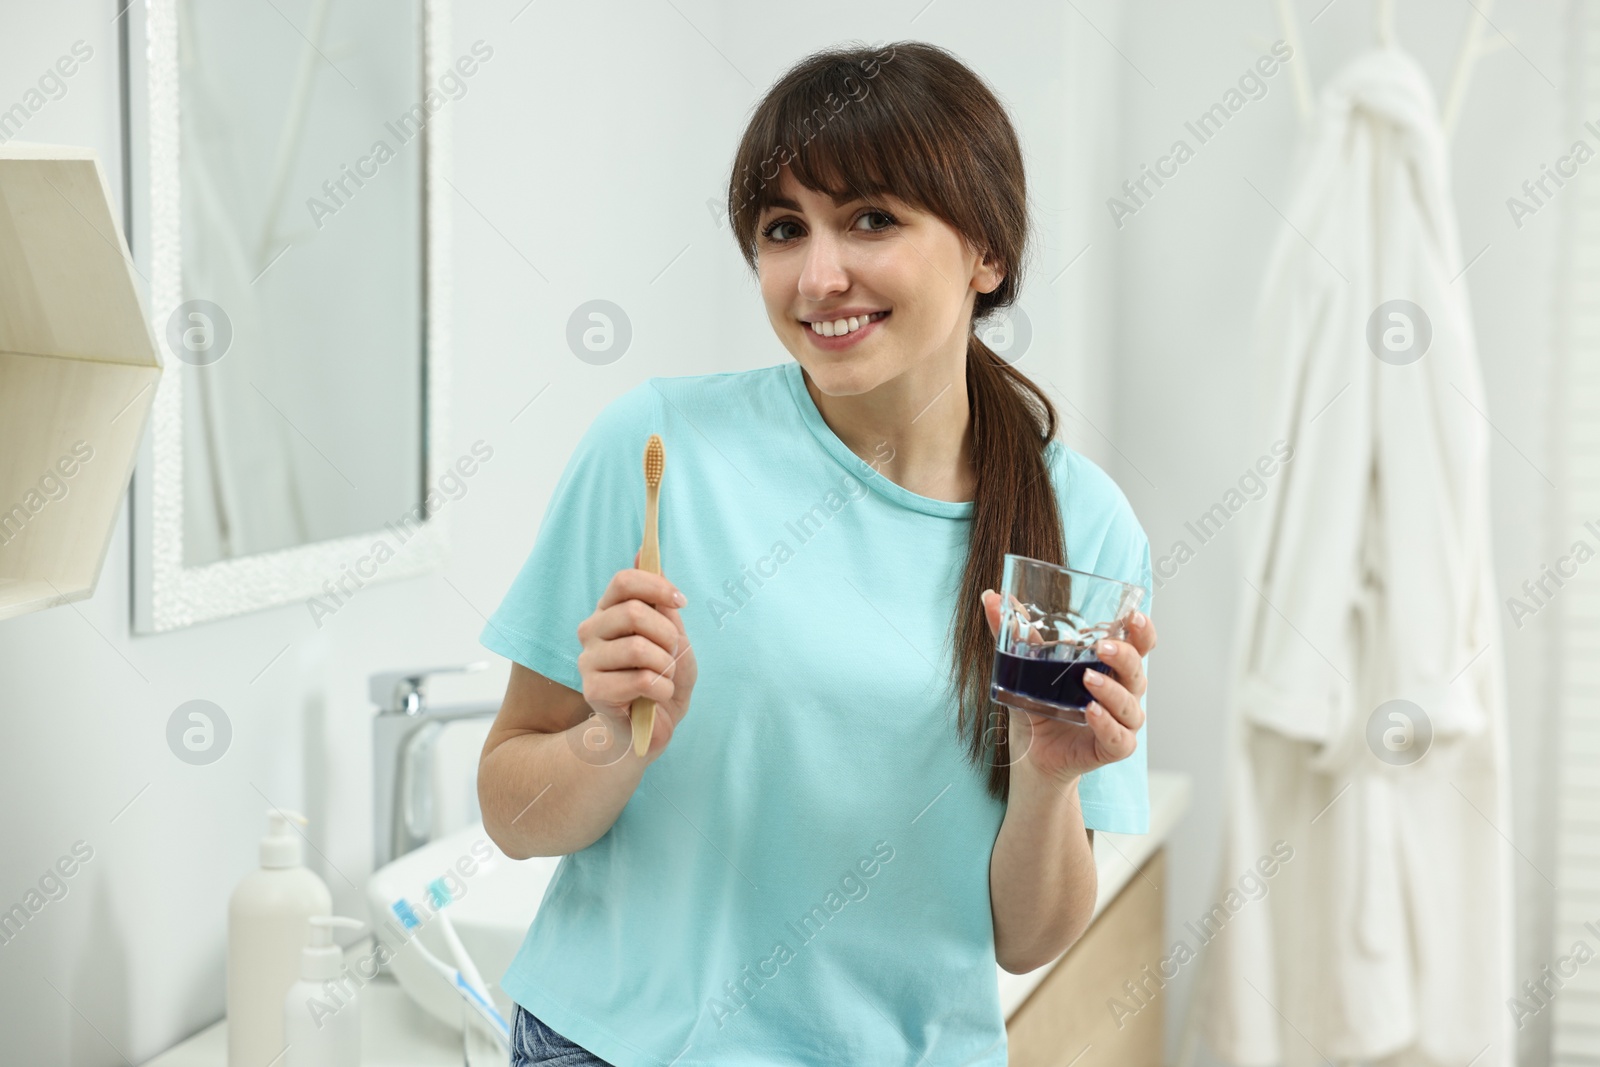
[{"left": 480, "top": 360, "right": 1152, "bottom": 1067}]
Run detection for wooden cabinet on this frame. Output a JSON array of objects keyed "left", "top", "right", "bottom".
[{"left": 1005, "top": 849, "right": 1167, "bottom": 1066}]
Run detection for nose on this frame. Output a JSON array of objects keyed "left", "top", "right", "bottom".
[{"left": 798, "top": 229, "right": 850, "bottom": 301}]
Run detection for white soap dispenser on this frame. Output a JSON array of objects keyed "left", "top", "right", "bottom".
[
  {"left": 228, "top": 809, "right": 333, "bottom": 1067},
  {"left": 284, "top": 915, "right": 365, "bottom": 1067}
]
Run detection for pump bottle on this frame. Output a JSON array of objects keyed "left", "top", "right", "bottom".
[
  {"left": 227, "top": 810, "right": 332, "bottom": 1067},
  {"left": 284, "top": 915, "right": 365, "bottom": 1067}
]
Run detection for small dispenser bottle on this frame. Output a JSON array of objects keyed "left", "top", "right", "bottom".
[{"left": 284, "top": 916, "right": 365, "bottom": 1067}]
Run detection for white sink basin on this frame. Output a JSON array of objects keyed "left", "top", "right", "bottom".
[{"left": 366, "top": 821, "right": 561, "bottom": 1032}]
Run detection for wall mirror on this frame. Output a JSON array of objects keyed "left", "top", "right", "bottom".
[{"left": 130, "top": 0, "right": 452, "bottom": 632}]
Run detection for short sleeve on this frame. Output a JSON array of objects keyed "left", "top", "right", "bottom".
[
  {"left": 480, "top": 382, "right": 665, "bottom": 692},
  {"left": 1054, "top": 442, "right": 1153, "bottom": 836}
]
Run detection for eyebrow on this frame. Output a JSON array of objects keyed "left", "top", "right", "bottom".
[{"left": 762, "top": 193, "right": 867, "bottom": 213}]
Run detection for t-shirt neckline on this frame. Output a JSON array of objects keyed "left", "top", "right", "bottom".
[{"left": 782, "top": 360, "right": 975, "bottom": 520}]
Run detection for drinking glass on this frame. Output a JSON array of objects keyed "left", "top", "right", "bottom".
[
  {"left": 461, "top": 991, "right": 512, "bottom": 1067},
  {"left": 989, "top": 553, "right": 1146, "bottom": 725}
]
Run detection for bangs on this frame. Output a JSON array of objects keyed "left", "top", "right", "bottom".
[
  {"left": 732, "top": 57, "right": 943, "bottom": 235},
  {"left": 747, "top": 90, "right": 899, "bottom": 215}
]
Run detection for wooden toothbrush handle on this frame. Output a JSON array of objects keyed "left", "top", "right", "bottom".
[
  {"left": 631, "top": 485, "right": 661, "bottom": 756},
  {"left": 629, "top": 693, "right": 654, "bottom": 758}
]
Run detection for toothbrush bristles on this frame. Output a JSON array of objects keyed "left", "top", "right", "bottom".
[{"left": 644, "top": 434, "right": 665, "bottom": 487}]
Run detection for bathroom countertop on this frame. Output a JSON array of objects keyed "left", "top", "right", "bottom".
[
  {"left": 144, "top": 771, "right": 1191, "bottom": 1066},
  {"left": 140, "top": 973, "right": 473, "bottom": 1067}
]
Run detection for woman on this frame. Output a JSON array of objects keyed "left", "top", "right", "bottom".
[{"left": 478, "top": 40, "right": 1157, "bottom": 1067}]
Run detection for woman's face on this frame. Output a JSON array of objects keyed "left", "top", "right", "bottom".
[{"left": 756, "top": 168, "right": 1001, "bottom": 398}]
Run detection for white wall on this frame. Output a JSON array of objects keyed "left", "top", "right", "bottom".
[
  {"left": 0, "top": 2, "right": 1131, "bottom": 1063},
  {"left": 1106, "top": 2, "right": 1567, "bottom": 1065}
]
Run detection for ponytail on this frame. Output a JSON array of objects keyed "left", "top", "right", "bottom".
[{"left": 950, "top": 333, "right": 1065, "bottom": 803}]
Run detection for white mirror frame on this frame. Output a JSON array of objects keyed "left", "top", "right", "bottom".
[{"left": 130, "top": 0, "right": 451, "bottom": 633}]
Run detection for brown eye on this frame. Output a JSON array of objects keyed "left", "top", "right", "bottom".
[
  {"left": 856, "top": 210, "right": 898, "bottom": 232},
  {"left": 761, "top": 219, "right": 799, "bottom": 242}
]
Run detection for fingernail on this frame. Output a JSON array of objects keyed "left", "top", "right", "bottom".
[
  {"left": 1099, "top": 640, "right": 1117, "bottom": 657},
  {"left": 1132, "top": 611, "right": 1146, "bottom": 627},
  {"left": 1084, "top": 670, "right": 1105, "bottom": 687},
  {"left": 673, "top": 591, "right": 687, "bottom": 607}
]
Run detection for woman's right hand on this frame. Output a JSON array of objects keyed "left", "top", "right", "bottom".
[{"left": 574, "top": 551, "right": 696, "bottom": 760}]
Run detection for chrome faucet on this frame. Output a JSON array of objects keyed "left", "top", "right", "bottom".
[{"left": 371, "top": 662, "right": 499, "bottom": 869}]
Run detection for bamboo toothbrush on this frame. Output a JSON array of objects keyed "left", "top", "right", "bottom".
[{"left": 631, "top": 434, "right": 666, "bottom": 757}]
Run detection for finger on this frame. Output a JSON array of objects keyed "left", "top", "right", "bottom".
[
  {"left": 586, "top": 599, "right": 681, "bottom": 655},
  {"left": 649, "top": 602, "right": 694, "bottom": 675},
  {"left": 1084, "top": 670, "right": 1144, "bottom": 731},
  {"left": 588, "top": 668, "right": 676, "bottom": 707},
  {"left": 1088, "top": 668, "right": 1139, "bottom": 726},
  {"left": 599, "top": 568, "right": 683, "bottom": 613},
  {"left": 658, "top": 596, "right": 689, "bottom": 638},
  {"left": 981, "top": 590, "right": 1001, "bottom": 638},
  {"left": 1124, "top": 610, "right": 1157, "bottom": 657},
  {"left": 640, "top": 591, "right": 693, "bottom": 675},
  {"left": 580, "top": 631, "right": 678, "bottom": 679},
  {"left": 1084, "top": 701, "right": 1137, "bottom": 760},
  {"left": 1094, "top": 636, "right": 1147, "bottom": 699}
]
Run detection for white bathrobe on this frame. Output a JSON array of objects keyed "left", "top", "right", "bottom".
[{"left": 1199, "top": 46, "right": 1515, "bottom": 1067}]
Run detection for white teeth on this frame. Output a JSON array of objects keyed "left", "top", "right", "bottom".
[{"left": 810, "top": 311, "right": 886, "bottom": 337}]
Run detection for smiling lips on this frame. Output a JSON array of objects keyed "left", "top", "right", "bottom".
[{"left": 804, "top": 310, "right": 890, "bottom": 337}]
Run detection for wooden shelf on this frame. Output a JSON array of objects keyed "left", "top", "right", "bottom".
[{"left": 0, "top": 142, "right": 163, "bottom": 621}]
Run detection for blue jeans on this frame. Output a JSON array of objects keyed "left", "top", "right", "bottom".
[{"left": 510, "top": 1003, "right": 614, "bottom": 1067}]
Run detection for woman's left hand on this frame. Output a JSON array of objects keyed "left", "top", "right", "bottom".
[{"left": 981, "top": 590, "right": 1156, "bottom": 783}]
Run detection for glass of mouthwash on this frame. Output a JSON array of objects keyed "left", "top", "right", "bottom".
[{"left": 989, "top": 553, "right": 1145, "bottom": 725}]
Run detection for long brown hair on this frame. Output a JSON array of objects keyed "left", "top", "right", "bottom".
[{"left": 725, "top": 41, "right": 1065, "bottom": 803}]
